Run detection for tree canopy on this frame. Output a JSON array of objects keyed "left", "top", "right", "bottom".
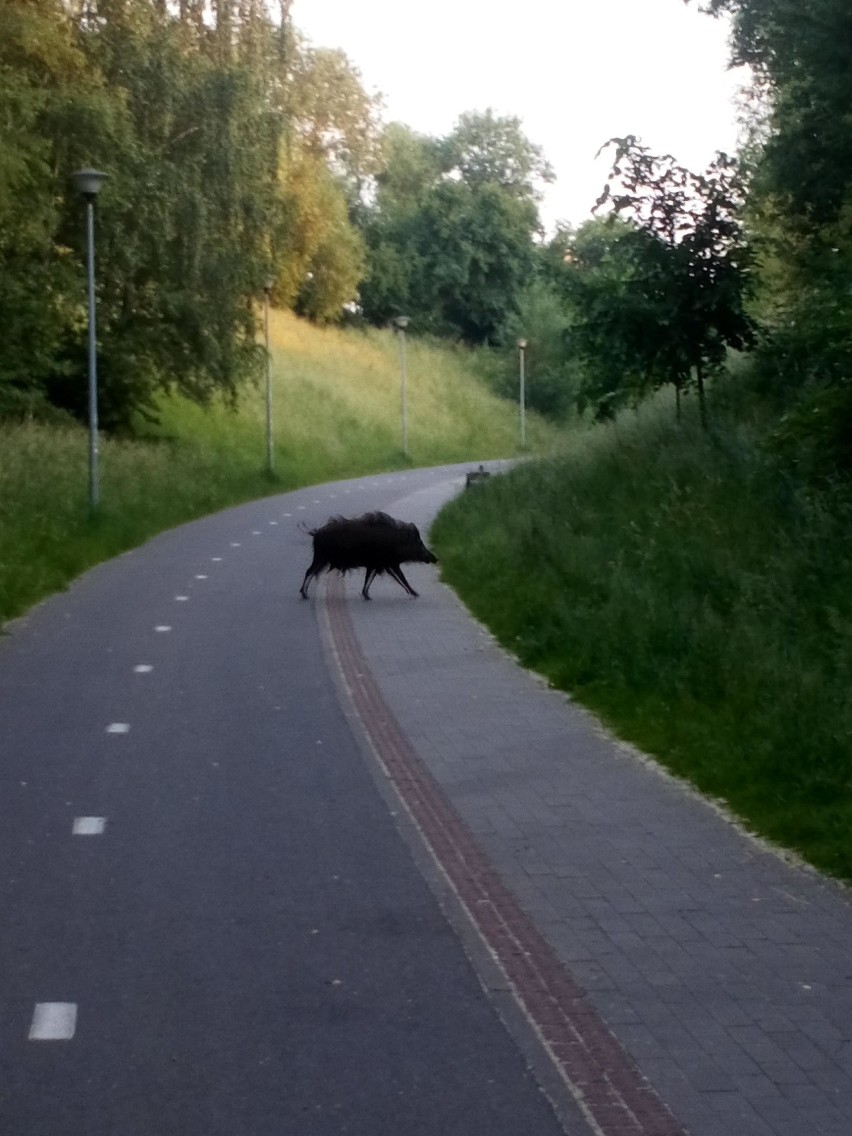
[
  {"left": 0, "top": 0, "right": 377, "bottom": 428},
  {"left": 357, "top": 111, "right": 548, "bottom": 344}
]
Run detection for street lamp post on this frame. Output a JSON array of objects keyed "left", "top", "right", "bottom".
[
  {"left": 518, "top": 338, "right": 528, "bottom": 450},
  {"left": 394, "top": 316, "right": 410, "bottom": 458},
  {"left": 263, "top": 277, "right": 275, "bottom": 476},
  {"left": 70, "top": 168, "right": 108, "bottom": 511}
]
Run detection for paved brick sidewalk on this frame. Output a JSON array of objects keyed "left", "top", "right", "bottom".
[{"left": 335, "top": 472, "right": 852, "bottom": 1136}]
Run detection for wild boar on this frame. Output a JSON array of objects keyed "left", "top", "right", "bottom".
[{"left": 299, "top": 511, "right": 438, "bottom": 600}]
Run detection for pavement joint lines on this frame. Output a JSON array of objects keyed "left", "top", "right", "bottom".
[{"left": 322, "top": 576, "right": 685, "bottom": 1136}]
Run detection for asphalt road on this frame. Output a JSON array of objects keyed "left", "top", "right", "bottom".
[{"left": 0, "top": 466, "right": 572, "bottom": 1136}]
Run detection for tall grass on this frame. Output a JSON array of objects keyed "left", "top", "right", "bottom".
[
  {"left": 1, "top": 311, "right": 557, "bottom": 625},
  {"left": 432, "top": 396, "right": 852, "bottom": 880}
]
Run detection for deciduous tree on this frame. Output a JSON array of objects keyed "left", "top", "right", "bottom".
[{"left": 591, "top": 137, "right": 756, "bottom": 424}]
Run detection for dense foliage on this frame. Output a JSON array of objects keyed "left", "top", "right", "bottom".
[
  {"left": 357, "top": 112, "right": 552, "bottom": 344},
  {"left": 0, "top": 0, "right": 375, "bottom": 430},
  {"left": 687, "top": 0, "right": 852, "bottom": 475}
]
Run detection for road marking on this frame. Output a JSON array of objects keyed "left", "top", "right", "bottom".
[
  {"left": 175, "top": 595, "right": 189, "bottom": 601},
  {"left": 230, "top": 542, "right": 241, "bottom": 547},
  {"left": 252, "top": 530, "right": 262, "bottom": 535},
  {"left": 195, "top": 574, "right": 208, "bottom": 579},
  {"left": 268, "top": 520, "right": 278, "bottom": 525},
  {"left": 154, "top": 625, "right": 171, "bottom": 633},
  {"left": 106, "top": 723, "right": 130, "bottom": 734},
  {"left": 29, "top": 1003, "right": 77, "bottom": 1041},
  {"left": 211, "top": 557, "right": 223, "bottom": 562},
  {"left": 297, "top": 505, "right": 306, "bottom": 511},
  {"left": 283, "top": 512, "right": 292, "bottom": 517},
  {"left": 133, "top": 664, "right": 153, "bottom": 673},
  {"left": 73, "top": 817, "right": 106, "bottom": 836}
]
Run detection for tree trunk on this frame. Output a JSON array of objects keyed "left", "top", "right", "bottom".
[{"left": 696, "top": 362, "right": 708, "bottom": 430}]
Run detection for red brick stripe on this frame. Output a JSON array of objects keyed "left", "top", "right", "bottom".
[{"left": 324, "top": 581, "right": 685, "bottom": 1136}]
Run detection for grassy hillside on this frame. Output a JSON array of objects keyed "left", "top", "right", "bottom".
[
  {"left": 0, "top": 311, "right": 557, "bottom": 625},
  {"left": 432, "top": 394, "right": 852, "bottom": 881}
]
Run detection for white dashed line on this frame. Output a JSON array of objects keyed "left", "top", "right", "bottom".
[
  {"left": 106, "top": 723, "right": 130, "bottom": 734},
  {"left": 211, "top": 557, "right": 223, "bottom": 562},
  {"left": 29, "top": 1003, "right": 77, "bottom": 1041},
  {"left": 175, "top": 595, "right": 189, "bottom": 602},
  {"left": 252, "top": 530, "right": 261, "bottom": 535},
  {"left": 283, "top": 512, "right": 292, "bottom": 517},
  {"left": 268, "top": 520, "right": 278, "bottom": 525},
  {"left": 133, "top": 664, "right": 153, "bottom": 673},
  {"left": 230, "top": 542, "right": 241, "bottom": 547},
  {"left": 73, "top": 817, "right": 106, "bottom": 836},
  {"left": 194, "top": 574, "right": 208, "bottom": 580},
  {"left": 154, "top": 625, "right": 171, "bottom": 633}
]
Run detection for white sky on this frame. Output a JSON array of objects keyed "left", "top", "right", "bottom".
[{"left": 292, "top": 0, "right": 746, "bottom": 233}]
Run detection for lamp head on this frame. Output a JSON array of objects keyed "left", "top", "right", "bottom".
[
  {"left": 71, "top": 168, "right": 108, "bottom": 201},
  {"left": 264, "top": 277, "right": 275, "bottom": 295},
  {"left": 517, "top": 338, "right": 528, "bottom": 350},
  {"left": 394, "top": 315, "right": 410, "bottom": 331}
]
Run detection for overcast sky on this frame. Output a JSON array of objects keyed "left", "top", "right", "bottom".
[{"left": 291, "top": 0, "right": 747, "bottom": 232}]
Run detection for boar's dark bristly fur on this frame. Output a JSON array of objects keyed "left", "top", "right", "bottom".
[{"left": 299, "top": 511, "right": 438, "bottom": 600}]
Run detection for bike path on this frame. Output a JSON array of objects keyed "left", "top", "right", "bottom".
[
  {"left": 323, "top": 468, "right": 852, "bottom": 1136},
  {"left": 0, "top": 465, "right": 573, "bottom": 1136}
]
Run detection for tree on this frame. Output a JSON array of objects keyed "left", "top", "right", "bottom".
[
  {"left": 275, "top": 151, "right": 364, "bottom": 323},
  {"left": 592, "top": 137, "right": 756, "bottom": 424},
  {"left": 2, "top": 1, "right": 389, "bottom": 428},
  {"left": 270, "top": 37, "right": 378, "bottom": 322},
  {"left": 442, "top": 108, "right": 554, "bottom": 199},
  {"left": 690, "top": 0, "right": 852, "bottom": 473},
  {"left": 52, "top": 2, "right": 282, "bottom": 427},
  {"left": 554, "top": 217, "right": 669, "bottom": 419},
  {"left": 357, "top": 113, "right": 547, "bottom": 342},
  {"left": 690, "top": 0, "right": 852, "bottom": 225},
  {"left": 415, "top": 180, "right": 538, "bottom": 343},
  {"left": 282, "top": 38, "right": 383, "bottom": 205},
  {"left": 499, "top": 278, "right": 578, "bottom": 419},
  {"left": 0, "top": 0, "right": 108, "bottom": 418},
  {"left": 356, "top": 125, "right": 445, "bottom": 326}
]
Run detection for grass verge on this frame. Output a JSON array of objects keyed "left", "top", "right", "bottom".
[{"left": 431, "top": 397, "right": 852, "bottom": 881}]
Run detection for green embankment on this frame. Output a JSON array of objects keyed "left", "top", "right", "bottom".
[
  {"left": 432, "top": 396, "right": 852, "bottom": 882},
  {"left": 0, "top": 311, "right": 556, "bottom": 624}
]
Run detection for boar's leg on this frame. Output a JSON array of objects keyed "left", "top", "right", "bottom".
[
  {"left": 387, "top": 565, "right": 419, "bottom": 597},
  {"left": 299, "top": 567, "right": 316, "bottom": 599},
  {"left": 299, "top": 554, "right": 327, "bottom": 599},
  {"left": 361, "top": 567, "right": 379, "bottom": 600}
]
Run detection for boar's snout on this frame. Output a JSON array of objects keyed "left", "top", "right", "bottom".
[{"left": 411, "top": 540, "right": 437, "bottom": 564}]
